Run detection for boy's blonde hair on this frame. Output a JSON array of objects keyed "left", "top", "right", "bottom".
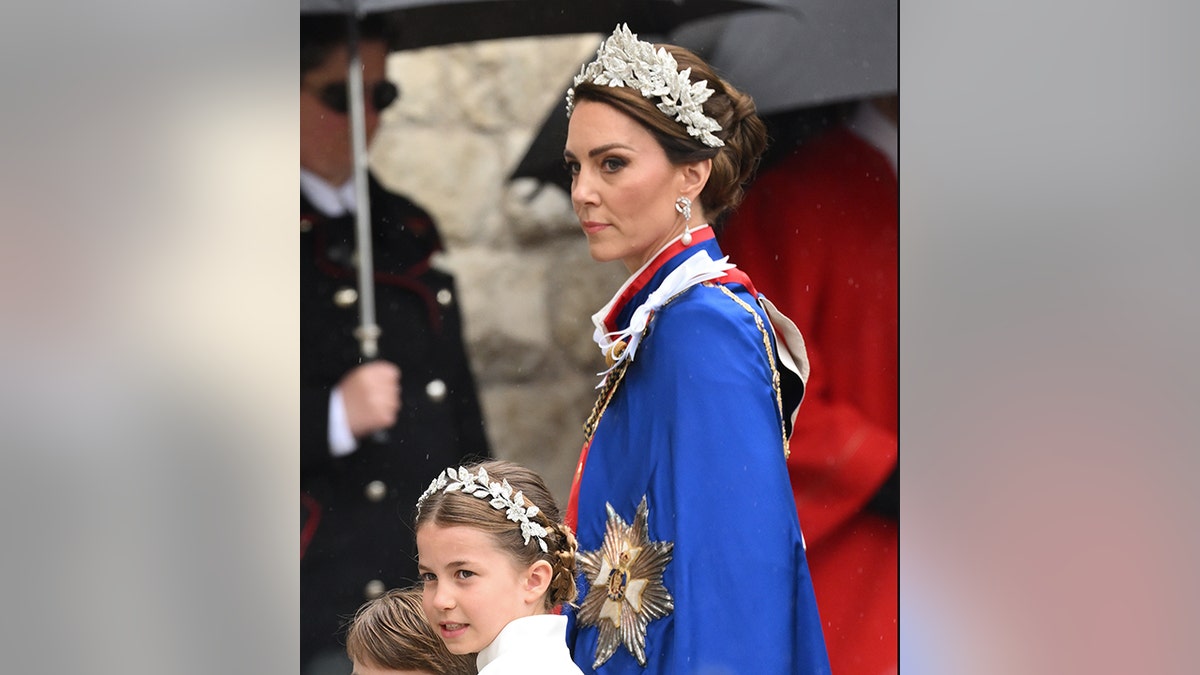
[{"left": 345, "top": 587, "right": 475, "bottom": 675}]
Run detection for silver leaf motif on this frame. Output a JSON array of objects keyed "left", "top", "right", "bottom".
[
  {"left": 566, "top": 23, "right": 724, "bottom": 148},
  {"left": 415, "top": 466, "right": 552, "bottom": 552}
]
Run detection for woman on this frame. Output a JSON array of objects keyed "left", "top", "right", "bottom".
[{"left": 561, "top": 25, "right": 830, "bottom": 674}]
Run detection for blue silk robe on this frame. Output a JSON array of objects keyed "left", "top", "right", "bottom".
[{"left": 565, "top": 229, "right": 830, "bottom": 674}]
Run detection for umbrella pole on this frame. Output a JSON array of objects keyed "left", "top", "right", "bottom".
[{"left": 345, "top": 11, "right": 381, "bottom": 360}]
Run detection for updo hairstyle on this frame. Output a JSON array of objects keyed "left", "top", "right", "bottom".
[
  {"left": 414, "top": 459, "right": 579, "bottom": 611},
  {"left": 568, "top": 44, "right": 768, "bottom": 230}
]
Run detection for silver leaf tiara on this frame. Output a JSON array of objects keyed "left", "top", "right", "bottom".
[
  {"left": 417, "top": 465, "right": 550, "bottom": 553},
  {"left": 565, "top": 23, "right": 725, "bottom": 148}
]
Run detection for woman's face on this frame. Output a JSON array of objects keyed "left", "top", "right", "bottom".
[{"left": 565, "top": 100, "right": 690, "bottom": 272}]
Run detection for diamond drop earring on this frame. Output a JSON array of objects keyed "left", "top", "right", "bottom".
[{"left": 675, "top": 196, "right": 693, "bottom": 245}]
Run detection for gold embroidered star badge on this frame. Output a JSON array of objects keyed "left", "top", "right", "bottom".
[{"left": 576, "top": 496, "right": 674, "bottom": 668}]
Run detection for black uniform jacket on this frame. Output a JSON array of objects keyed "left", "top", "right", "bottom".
[{"left": 300, "top": 174, "right": 490, "bottom": 660}]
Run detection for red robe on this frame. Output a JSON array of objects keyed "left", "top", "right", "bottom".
[{"left": 721, "top": 123, "right": 898, "bottom": 675}]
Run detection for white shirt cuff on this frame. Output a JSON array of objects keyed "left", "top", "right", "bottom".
[{"left": 328, "top": 387, "right": 359, "bottom": 457}]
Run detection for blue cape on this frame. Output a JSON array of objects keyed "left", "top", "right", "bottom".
[{"left": 566, "top": 236, "right": 830, "bottom": 674}]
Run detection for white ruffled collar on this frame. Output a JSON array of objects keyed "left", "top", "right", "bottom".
[{"left": 590, "top": 226, "right": 734, "bottom": 384}]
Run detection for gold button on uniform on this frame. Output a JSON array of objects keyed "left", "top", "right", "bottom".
[
  {"left": 425, "top": 379, "right": 447, "bottom": 402},
  {"left": 333, "top": 287, "right": 358, "bottom": 307},
  {"left": 364, "top": 579, "right": 385, "bottom": 599},
  {"left": 364, "top": 480, "right": 387, "bottom": 502},
  {"left": 436, "top": 288, "right": 453, "bottom": 306}
]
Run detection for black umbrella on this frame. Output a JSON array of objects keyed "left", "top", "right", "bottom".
[
  {"left": 669, "top": 0, "right": 897, "bottom": 115},
  {"left": 301, "top": 0, "right": 792, "bottom": 359},
  {"left": 303, "top": 0, "right": 793, "bottom": 51},
  {"left": 510, "top": 0, "right": 898, "bottom": 188}
]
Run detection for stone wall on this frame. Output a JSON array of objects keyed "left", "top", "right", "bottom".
[{"left": 371, "top": 35, "right": 626, "bottom": 504}]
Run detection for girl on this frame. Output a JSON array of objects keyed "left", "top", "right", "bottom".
[{"left": 415, "top": 460, "right": 583, "bottom": 675}]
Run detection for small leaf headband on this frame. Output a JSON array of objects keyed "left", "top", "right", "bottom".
[
  {"left": 417, "top": 465, "right": 551, "bottom": 553},
  {"left": 565, "top": 23, "right": 725, "bottom": 148}
]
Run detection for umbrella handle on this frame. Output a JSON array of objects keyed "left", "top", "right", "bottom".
[{"left": 346, "top": 18, "right": 385, "bottom": 446}]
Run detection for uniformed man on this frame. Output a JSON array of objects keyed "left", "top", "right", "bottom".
[{"left": 300, "top": 15, "right": 491, "bottom": 675}]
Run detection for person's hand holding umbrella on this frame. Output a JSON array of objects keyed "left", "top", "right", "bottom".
[{"left": 339, "top": 360, "right": 402, "bottom": 441}]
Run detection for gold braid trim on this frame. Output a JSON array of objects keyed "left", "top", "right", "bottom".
[
  {"left": 583, "top": 283, "right": 789, "bottom": 458},
  {"left": 584, "top": 358, "right": 631, "bottom": 442},
  {"left": 708, "top": 283, "right": 790, "bottom": 458}
]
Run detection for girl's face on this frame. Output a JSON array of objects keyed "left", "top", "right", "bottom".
[
  {"left": 565, "top": 99, "right": 692, "bottom": 273},
  {"left": 416, "top": 523, "right": 542, "bottom": 655}
]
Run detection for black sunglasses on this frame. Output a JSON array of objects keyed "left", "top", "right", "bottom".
[{"left": 311, "top": 80, "right": 400, "bottom": 114}]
